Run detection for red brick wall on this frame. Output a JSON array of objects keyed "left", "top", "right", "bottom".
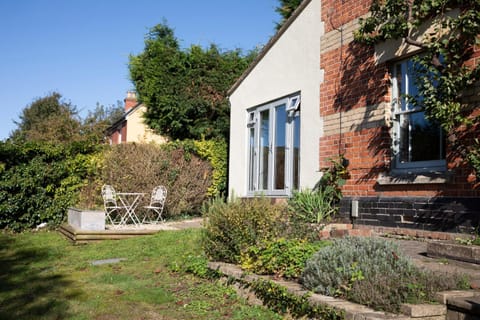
[
  {"left": 321, "top": 0, "right": 371, "bottom": 33},
  {"left": 108, "top": 121, "right": 127, "bottom": 145},
  {"left": 320, "top": 0, "right": 479, "bottom": 198}
]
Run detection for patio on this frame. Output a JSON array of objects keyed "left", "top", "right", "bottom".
[{"left": 59, "top": 218, "right": 203, "bottom": 244}]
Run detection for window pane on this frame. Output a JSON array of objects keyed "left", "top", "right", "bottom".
[
  {"left": 248, "top": 127, "right": 255, "bottom": 191},
  {"left": 274, "top": 104, "right": 286, "bottom": 190},
  {"left": 396, "top": 64, "right": 406, "bottom": 111},
  {"left": 259, "top": 110, "right": 270, "bottom": 190},
  {"left": 410, "top": 112, "right": 444, "bottom": 162},
  {"left": 399, "top": 111, "right": 445, "bottom": 163},
  {"left": 293, "top": 113, "right": 300, "bottom": 190},
  {"left": 399, "top": 113, "right": 410, "bottom": 163}
]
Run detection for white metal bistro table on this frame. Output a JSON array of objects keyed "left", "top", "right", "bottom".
[{"left": 116, "top": 192, "right": 145, "bottom": 226}]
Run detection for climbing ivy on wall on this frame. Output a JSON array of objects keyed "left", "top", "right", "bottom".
[{"left": 355, "top": 0, "right": 480, "bottom": 178}]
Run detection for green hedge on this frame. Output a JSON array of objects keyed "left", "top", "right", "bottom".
[{"left": 0, "top": 141, "right": 100, "bottom": 231}]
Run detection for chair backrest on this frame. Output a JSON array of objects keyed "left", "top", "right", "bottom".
[
  {"left": 102, "top": 184, "right": 117, "bottom": 205},
  {"left": 150, "top": 186, "right": 167, "bottom": 206}
]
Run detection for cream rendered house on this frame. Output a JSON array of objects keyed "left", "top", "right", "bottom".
[
  {"left": 107, "top": 91, "right": 167, "bottom": 145},
  {"left": 228, "top": 0, "right": 323, "bottom": 198}
]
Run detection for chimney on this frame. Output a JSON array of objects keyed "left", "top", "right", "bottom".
[{"left": 124, "top": 91, "right": 138, "bottom": 111}]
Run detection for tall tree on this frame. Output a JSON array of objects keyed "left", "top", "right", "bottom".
[
  {"left": 82, "top": 102, "right": 124, "bottom": 143},
  {"left": 11, "top": 92, "right": 82, "bottom": 143},
  {"left": 275, "top": 0, "right": 304, "bottom": 30},
  {"left": 11, "top": 93, "right": 123, "bottom": 144},
  {"left": 129, "top": 22, "right": 257, "bottom": 141}
]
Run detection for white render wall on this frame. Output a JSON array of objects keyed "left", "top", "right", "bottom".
[{"left": 228, "top": 0, "right": 324, "bottom": 198}]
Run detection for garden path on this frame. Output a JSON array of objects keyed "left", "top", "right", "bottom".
[{"left": 388, "top": 238, "right": 480, "bottom": 288}]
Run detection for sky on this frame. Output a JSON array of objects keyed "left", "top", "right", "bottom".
[{"left": 0, "top": 0, "right": 281, "bottom": 140}]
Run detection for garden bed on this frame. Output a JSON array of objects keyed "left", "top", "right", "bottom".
[{"left": 208, "top": 261, "right": 472, "bottom": 320}]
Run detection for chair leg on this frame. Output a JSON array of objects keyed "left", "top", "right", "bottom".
[
  {"left": 142, "top": 208, "right": 164, "bottom": 224},
  {"left": 106, "top": 209, "right": 122, "bottom": 225}
]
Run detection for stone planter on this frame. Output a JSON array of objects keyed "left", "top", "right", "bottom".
[{"left": 67, "top": 208, "right": 105, "bottom": 231}]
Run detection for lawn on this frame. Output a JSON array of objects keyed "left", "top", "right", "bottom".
[{"left": 0, "top": 228, "right": 281, "bottom": 320}]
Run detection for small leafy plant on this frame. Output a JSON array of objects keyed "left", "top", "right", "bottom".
[
  {"left": 289, "top": 188, "right": 336, "bottom": 223},
  {"left": 248, "top": 279, "right": 343, "bottom": 320},
  {"left": 169, "top": 253, "right": 221, "bottom": 279},
  {"left": 240, "top": 238, "right": 330, "bottom": 279},
  {"left": 455, "top": 226, "right": 480, "bottom": 246},
  {"left": 289, "top": 155, "right": 347, "bottom": 223}
]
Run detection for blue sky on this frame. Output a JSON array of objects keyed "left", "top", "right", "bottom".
[{"left": 0, "top": 0, "right": 280, "bottom": 140}]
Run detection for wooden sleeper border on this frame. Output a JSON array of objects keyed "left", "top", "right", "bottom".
[{"left": 59, "top": 224, "right": 159, "bottom": 244}]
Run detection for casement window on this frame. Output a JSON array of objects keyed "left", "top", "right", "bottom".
[
  {"left": 391, "top": 59, "right": 445, "bottom": 172},
  {"left": 247, "top": 94, "right": 300, "bottom": 196}
]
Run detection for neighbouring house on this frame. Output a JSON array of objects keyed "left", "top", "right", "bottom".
[
  {"left": 106, "top": 91, "right": 167, "bottom": 145},
  {"left": 228, "top": 0, "right": 480, "bottom": 232}
]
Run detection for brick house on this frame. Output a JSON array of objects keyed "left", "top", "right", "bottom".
[
  {"left": 106, "top": 91, "right": 166, "bottom": 145},
  {"left": 228, "top": 0, "right": 480, "bottom": 232}
]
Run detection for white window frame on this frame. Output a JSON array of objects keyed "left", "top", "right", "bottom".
[
  {"left": 117, "top": 127, "right": 122, "bottom": 144},
  {"left": 391, "top": 58, "right": 445, "bottom": 173},
  {"left": 247, "top": 94, "right": 300, "bottom": 196}
]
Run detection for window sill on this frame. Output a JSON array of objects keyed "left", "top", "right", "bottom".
[
  {"left": 246, "top": 193, "right": 289, "bottom": 198},
  {"left": 377, "top": 171, "right": 452, "bottom": 185}
]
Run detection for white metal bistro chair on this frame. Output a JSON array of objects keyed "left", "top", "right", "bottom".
[
  {"left": 142, "top": 186, "right": 167, "bottom": 224},
  {"left": 101, "top": 184, "right": 126, "bottom": 225}
]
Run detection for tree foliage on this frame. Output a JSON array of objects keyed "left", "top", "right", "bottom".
[
  {"left": 82, "top": 102, "right": 124, "bottom": 143},
  {"left": 275, "top": 0, "right": 304, "bottom": 30},
  {"left": 11, "top": 92, "right": 81, "bottom": 143},
  {"left": 129, "top": 23, "right": 257, "bottom": 141},
  {"left": 355, "top": 0, "right": 480, "bottom": 177},
  {"left": 10, "top": 92, "right": 124, "bottom": 144}
]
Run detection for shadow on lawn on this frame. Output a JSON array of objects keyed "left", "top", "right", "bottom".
[{"left": 0, "top": 234, "right": 79, "bottom": 319}]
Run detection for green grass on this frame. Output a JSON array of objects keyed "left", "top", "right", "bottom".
[{"left": 0, "top": 229, "right": 281, "bottom": 320}]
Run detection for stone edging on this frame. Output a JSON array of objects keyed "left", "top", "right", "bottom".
[
  {"left": 208, "top": 261, "right": 451, "bottom": 320},
  {"left": 320, "top": 223, "right": 472, "bottom": 242},
  {"left": 427, "top": 241, "right": 480, "bottom": 265}
]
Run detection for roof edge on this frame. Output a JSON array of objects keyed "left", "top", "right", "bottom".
[
  {"left": 105, "top": 102, "right": 142, "bottom": 134},
  {"left": 227, "top": 0, "right": 313, "bottom": 96}
]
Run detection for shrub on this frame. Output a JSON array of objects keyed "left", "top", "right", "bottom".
[
  {"left": 193, "top": 138, "right": 227, "bottom": 197},
  {"left": 301, "top": 237, "right": 467, "bottom": 312},
  {"left": 0, "top": 141, "right": 100, "bottom": 231},
  {"left": 201, "top": 197, "right": 288, "bottom": 264},
  {"left": 99, "top": 142, "right": 212, "bottom": 217},
  {"left": 241, "top": 238, "right": 330, "bottom": 279}
]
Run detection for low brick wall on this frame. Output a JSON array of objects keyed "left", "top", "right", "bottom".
[
  {"left": 339, "top": 197, "right": 480, "bottom": 234},
  {"left": 318, "top": 223, "right": 372, "bottom": 239}
]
